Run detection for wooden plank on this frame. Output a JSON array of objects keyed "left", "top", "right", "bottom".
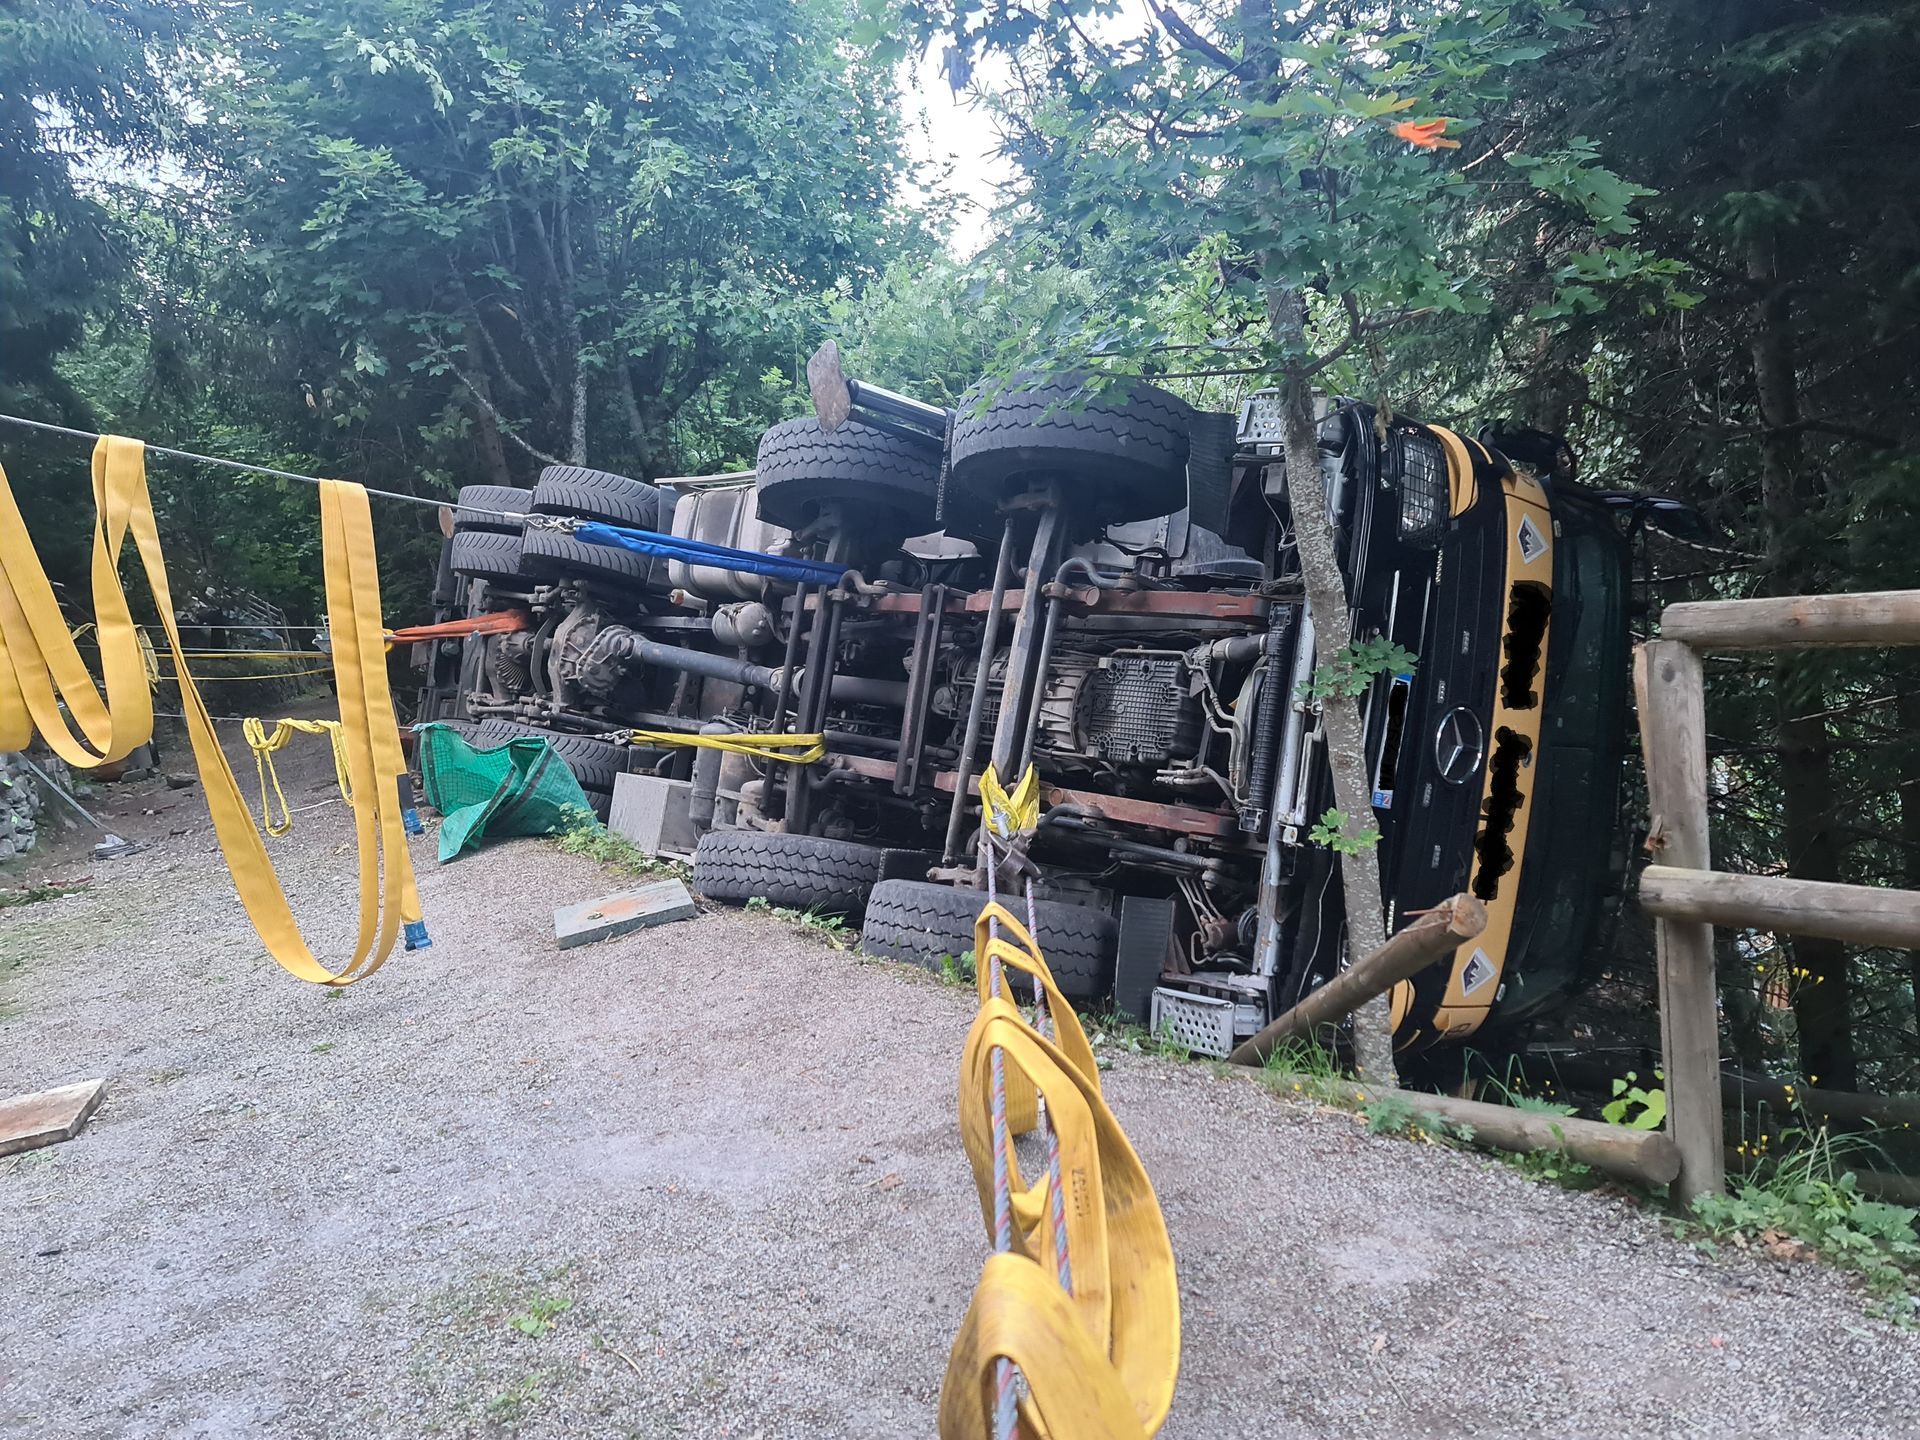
[
  {"left": 0, "top": 1078, "right": 107, "bottom": 1158},
  {"left": 1633, "top": 639, "right": 1725, "bottom": 1203},
  {"left": 1263, "top": 1076, "right": 1681, "bottom": 1186},
  {"left": 1229, "top": 895, "right": 1485, "bottom": 1067},
  {"left": 1639, "top": 865, "right": 1920, "bottom": 950},
  {"left": 1660, "top": 590, "right": 1920, "bottom": 651}
]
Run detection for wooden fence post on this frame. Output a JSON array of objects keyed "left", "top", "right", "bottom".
[{"left": 1633, "top": 639, "right": 1724, "bottom": 1204}]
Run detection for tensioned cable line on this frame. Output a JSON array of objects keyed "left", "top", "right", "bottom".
[
  {"left": 0, "top": 412, "right": 520, "bottom": 522},
  {"left": 0, "top": 413, "right": 755, "bottom": 522}
]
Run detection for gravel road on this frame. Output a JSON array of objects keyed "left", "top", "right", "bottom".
[{"left": 2, "top": 732, "right": 1916, "bottom": 1438}]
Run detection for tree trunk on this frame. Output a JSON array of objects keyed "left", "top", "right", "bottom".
[
  {"left": 1269, "top": 284, "right": 1397, "bottom": 1084},
  {"left": 465, "top": 366, "right": 514, "bottom": 487},
  {"left": 1747, "top": 228, "right": 1855, "bottom": 1091}
]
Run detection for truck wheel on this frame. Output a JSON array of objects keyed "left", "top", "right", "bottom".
[
  {"left": 474, "top": 719, "right": 626, "bottom": 817},
  {"left": 453, "top": 485, "right": 533, "bottom": 534},
  {"left": 692, "top": 830, "right": 888, "bottom": 918},
  {"left": 450, "top": 528, "right": 527, "bottom": 585},
  {"left": 949, "top": 373, "right": 1191, "bottom": 526},
  {"left": 859, "top": 878, "right": 1118, "bottom": 1002},
  {"left": 517, "top": 524, "right": 657, "bottom": 592},
  {"left": 754, "top": 417, "right": 947, "bottom": 534},
  {"left": 532, "top": 465, "right": 662, "bottom": 530}
]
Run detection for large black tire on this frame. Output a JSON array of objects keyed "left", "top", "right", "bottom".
[
  {"left": 453, "top": 485, "right": 534, "bottom": 534},
  {"left": 860, "top": 878, "right": 1119, "bottom": 1001},
  {"left": 449, "top": 528, "right": 527, "bottom": 585},
  {"left": 949, "top": 374, "right": 1191, "bottom": 526},
  {"left": 754, "top": 417, "right": 947, "bottom": 533},
  {"left": 532, "top": 465, "right": 662, "bottom": 530},
  {"left": 474, "top": 718, "right": 625, "bottom": 817},
  {"left": 517, "top": 523, "right": 657, "bottom": 592},
  {"left": 692, "top": 830, "right": 888, "bottom": 917}
]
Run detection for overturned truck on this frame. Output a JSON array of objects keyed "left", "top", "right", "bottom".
[{"left": 416, "top": 346, "right": 1698, "bottom": 1072}]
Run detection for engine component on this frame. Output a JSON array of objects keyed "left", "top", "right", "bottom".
[
  {"left": 490, "top": 631, "right": 532, "bottom": 697},
  {"left": 1081, "top": 655, "right": 1199, "bottom": 765},
  {"left": 939, "top": 649, "right": 1203, "bottom": 768},
  {"left": 712, "top": 601, "right": 776, "bottom": 649}
]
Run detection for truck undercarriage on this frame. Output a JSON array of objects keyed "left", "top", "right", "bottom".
[{"left": 415, "top": 347, "right": 1694, "bottom": 1068}]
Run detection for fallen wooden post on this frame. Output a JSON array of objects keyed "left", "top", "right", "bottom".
[
  {"left": 1639, "top": 865, "right": 1920, "bottom": 951},
  {"left": 1261, "top": 1074, "right": 1682, "bottom": 1187},
  {"left": 1227, "top": 894, "right": 1485, "bottom": 1068}
]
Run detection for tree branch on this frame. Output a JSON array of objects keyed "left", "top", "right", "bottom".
[
  {"left": 455, "top": 369, "right": 564, "bottom": 467},
  {"left": 1148, "top": 0, "right": 1243, "bottom": 73}
]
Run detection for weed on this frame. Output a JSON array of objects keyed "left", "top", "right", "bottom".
[
  {"left": 1253, "top": 1037, "right": 1355, "bottom": 1106},
  {"left": 311, "top": 1041, "right": 335, "bottom": 1054},
  {"left": 0, "top": 883, "right": 83, "bottom": 910},
  {"left": 323, "top": 986, "right": 345, "bottom": 1002},
  {"left": 1088, "top": 1017, "right": 1199, "bottom": 1063},
  {"left": 1687, "top": 1124, "right": 1919, "bottom": 1317},
  {"left": 1601, "top": 1069, "right": 1667, "bottom": 1130},
  {"left": 507, "top": 1295, "right": 573, "bottom": 1338},
  {"left": 552, "top": 807, "right": 681, "bottom": 879},
  {"left": 744, "top": 894, "right": 849, "bottom": 948},
  {"left": 487, "top": 1372, "right": 544, "bottom": 1421},
  {"left": 1502, "top": 1136, "right": 1599, "bottom": 1190},
  {"left": 1362, "top": 1094, "right": 1475, "bottom": 1147},
  {"left": 937, "top": 950, "right": 978, "bottom": 987}
]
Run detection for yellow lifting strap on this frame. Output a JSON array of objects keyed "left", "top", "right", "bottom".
[
  {"left": 940, "top": 1253, "right": 1149, "bottom": 1440},
  {"left": 957, "top": 1001, "right": 1181, "bottom": 1434},
  {"left": 242, "top": 716, "right": 353, "bottom": 837},
  {"left": 618, "top": 729, "right": 827, "bottom": 764},
  {"left": 980, "top": 761, "right": 1040, "bottom": 839},
  {"left": 0, "top": 437, "right": 425, "bottom": 984}
]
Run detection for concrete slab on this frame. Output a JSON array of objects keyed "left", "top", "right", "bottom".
[
  {"left": 553, "top": 879, "right": 698, "bottom": 950},
  {"left": 0, "top": 1078, "right": 107, "bottom": 1158},
  {"left": 607, "top": 773, "right": 697, "bottom": 860}
]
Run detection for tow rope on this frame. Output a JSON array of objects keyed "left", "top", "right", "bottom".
[
  {"left": 553, "top": 516, "right": 848, "bottom": 587},
  {"left": 608, "top": 728, "right": 827, "bottom": 764},
  {"left": 242, "top": 717, "right": 352, "bottom": 836},
  {"left": 940, "top": 765, "right": 1180, "bottom": 1438},
  {"left": 0, "top": 437, "right": 427, "bottom": 983},
  {"left": 388, "top": 610, "right": 530, "bottom": 643}
]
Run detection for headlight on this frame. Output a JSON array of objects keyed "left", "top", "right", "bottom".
[{"left": 1396, "top": 429, "right": 1448, "bottom": 543}]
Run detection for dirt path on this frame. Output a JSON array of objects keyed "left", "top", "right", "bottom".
[{"left": 2, "top": 733, "right": 1917, "bottom": 1438}]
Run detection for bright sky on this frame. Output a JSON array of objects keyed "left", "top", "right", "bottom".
[
  {"left": 896, "top": 40, "right": 1017, "bottom": 259},
  {"left": 898, "top": 4, "right": 1159, "bottom": 258}
]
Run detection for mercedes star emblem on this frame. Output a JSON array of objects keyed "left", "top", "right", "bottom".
[{"left": 1434, "top": 707, "right": 1485, "bottom": 785}]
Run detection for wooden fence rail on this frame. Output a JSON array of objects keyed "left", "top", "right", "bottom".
[{"left": 1635, "top": 592, "right": 1920, "bottom": 1205}]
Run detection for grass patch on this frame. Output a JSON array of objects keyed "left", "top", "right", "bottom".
[
  {"left": 1683, "top": 1124, "right": 1919, "bottom": 1322},
  {"left": 553, "top": 806, "right": 682, "bottom": 879},
  {"left": 1087, "top": 1016, "right": 1203, "bottom": 1066},
  {"left": 0, "top": 883, "right": 85, "bottom": 910},
  {"left": 743, "top": 894, "right": 850, "bottom": 948},
  {"left": 937, "top": 949, "right": 978, "bottom": 987}
]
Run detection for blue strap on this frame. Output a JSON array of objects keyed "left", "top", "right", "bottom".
[{"left": 572, "top": 521, "right": 846, "bottom": 586}]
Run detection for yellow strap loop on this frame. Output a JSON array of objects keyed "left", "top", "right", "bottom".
[
  {"left": 0, "top": 438, "right": 423, "bottom": 985},
  {"left": 242, "top": 717, "right": 352, "bottom": 836},
  {"left": 939, "top": 1254, "right": 1148, "bottom": 1440},
  {"left": 957, "top": 999, "right": 1182, "bottom": 1432},
  {"left": 619, "top": 729, "right": 827, "bottom": 764},
  {"left": 0, "top": 444, "right": 154, "bottom": 762}
]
